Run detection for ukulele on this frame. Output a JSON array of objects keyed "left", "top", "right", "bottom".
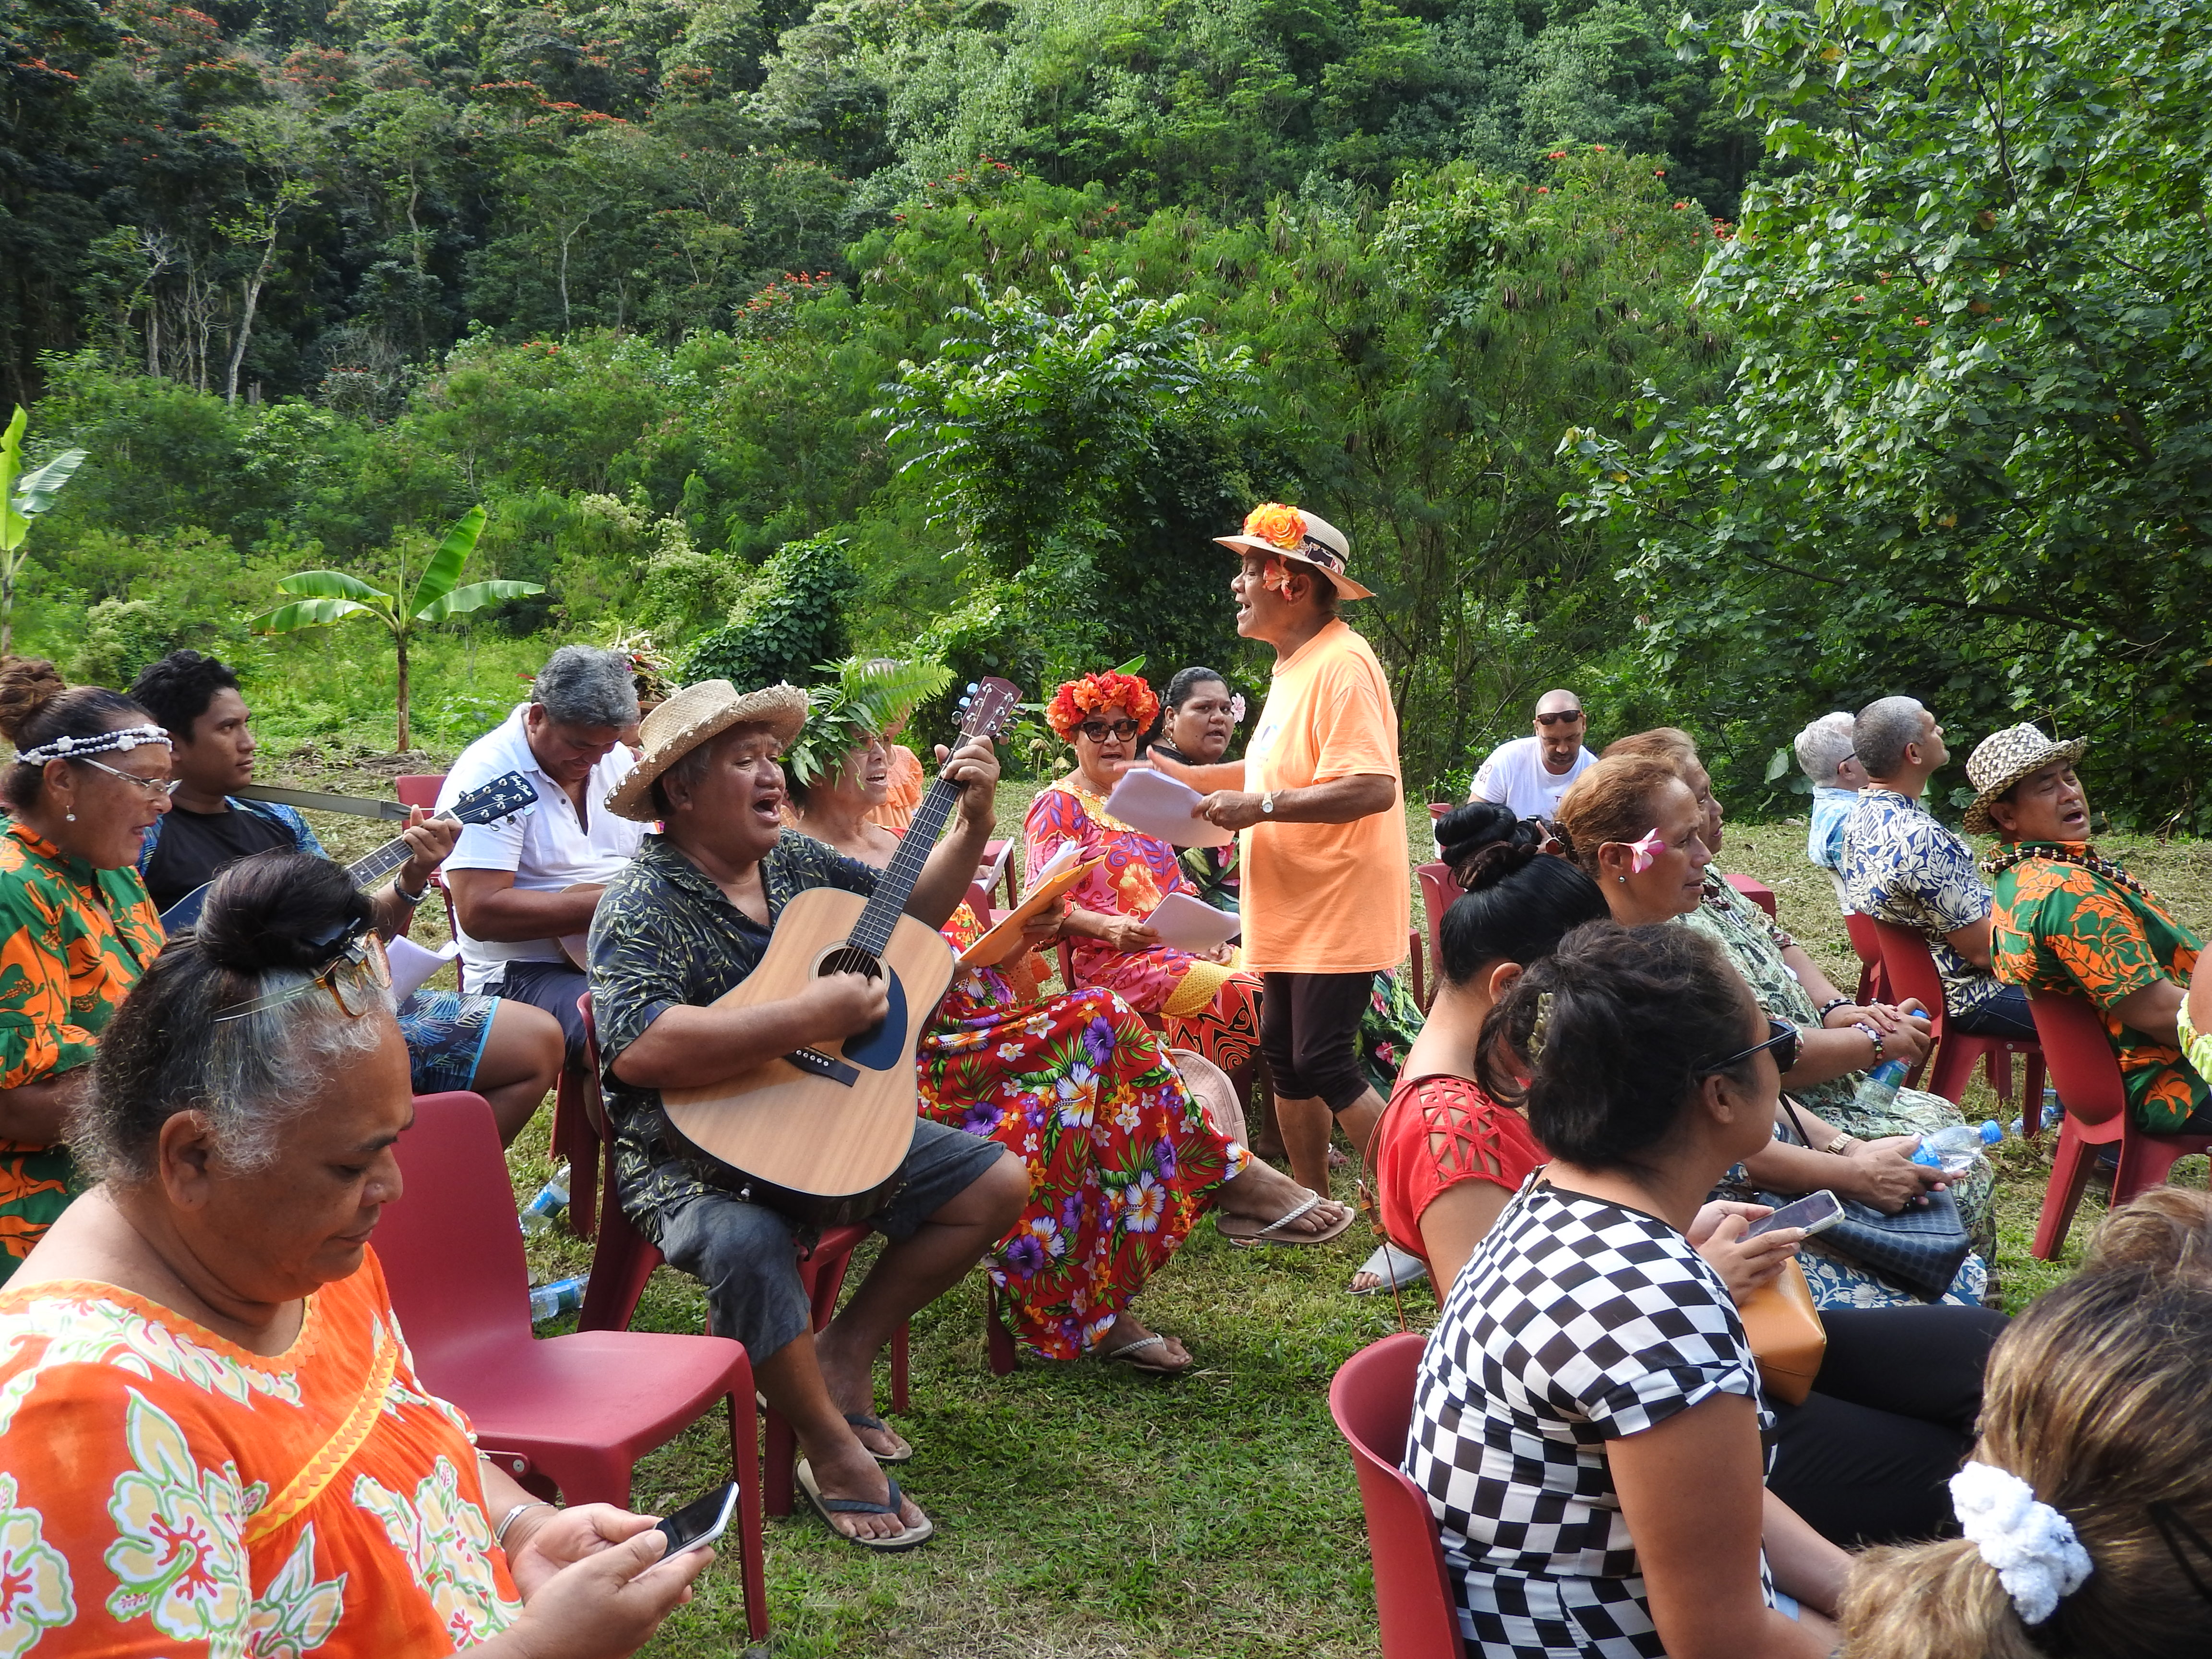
[
  {"left": 157, "top": 772, "right": 540, "bottom": 932},
  {"left": 659, "top": 678, "right": 1022, "bottom": 1225}
]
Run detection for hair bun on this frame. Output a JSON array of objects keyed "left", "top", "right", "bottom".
[
  {"left": 1437, "top": 800, "right": 1546, "bottom": 890},
  {"left": 0, "top": 657, "right": 68, "bottom": 748},
  {"left": 192, "top": 851, "right": 375, "bottom": 974}
]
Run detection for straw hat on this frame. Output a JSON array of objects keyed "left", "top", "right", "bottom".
[
  {"left": 1214, "top": 503, "right": 1375, "bottom": 601},
  {"left": 604, "top": 679, "right": 809, "bottom": 822},
  {"left": 1962, "top": 722, "right": 2090, "bottom": 836}
]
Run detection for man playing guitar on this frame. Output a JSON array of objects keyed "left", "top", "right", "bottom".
[{"left": 589, "top": 680, "right": 1026, "bottom": 1552}]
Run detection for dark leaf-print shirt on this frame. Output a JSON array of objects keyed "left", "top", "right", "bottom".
[{"left": 588, "top": 831, "right": 878, "bottom": 1238}]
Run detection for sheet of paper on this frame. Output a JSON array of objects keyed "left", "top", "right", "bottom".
[
  {"left": 1143, "top": 892, "right": 1242, "bottom": 952},
  {"left": 957, "top": 852, "right": 1104, "bottom": 966},
  {"left": 389, "top": 935, "right": 462, "bottom": 1001},
  {"left": 1103, "top": 767, "right": 1233, "bottom": 848}
]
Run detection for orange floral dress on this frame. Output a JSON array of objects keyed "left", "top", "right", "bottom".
[
  {"left": 0, "top": 1248, "right": 524, "bottom": 1656},
  {"left": 0, "top": 822, "right": 162, "bottom": 1282}
]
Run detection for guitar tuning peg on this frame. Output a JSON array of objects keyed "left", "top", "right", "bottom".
[{"left": 966, "top": 682, "right": 979, "bottom": 694}]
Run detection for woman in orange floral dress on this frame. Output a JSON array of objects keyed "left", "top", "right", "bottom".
[{"left": 0, "top": 660, "right": 172, "bottom": 1283}]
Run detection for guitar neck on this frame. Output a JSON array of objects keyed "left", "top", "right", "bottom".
[
  {"left": 847, "top": 776, "right": 963, "bottom": 958},
  {"left": 349, "top": 817, "right": 445, "bottom": 890}
]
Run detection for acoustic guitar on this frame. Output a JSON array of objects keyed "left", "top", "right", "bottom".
[
  {"left": 157, "top": 772, "right": 540, "bottom": 933},
  {"left": 659, "top": 678, "right": 1022, "bottom": 1224}
]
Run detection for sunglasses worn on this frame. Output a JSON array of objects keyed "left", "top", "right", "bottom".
[
  {"left": 1079, "top": 720, "right": 1142, "bottom": 743},
  {"left": 213, "top": 930, "right": 392, "bottom": 1023},
  {"left": 78, "top": 756, "right": 179, "bottom": 799},
  {"left": 1535, "top": 710, "right": 1584, "bottom": 727},
  {"left": 1698, "top": 1016, "right": 1800, "bottom": 1078}
]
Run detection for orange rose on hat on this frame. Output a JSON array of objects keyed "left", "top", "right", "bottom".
[{"left": 1213, "top": 503, "right": 1375, "bottom": 600}]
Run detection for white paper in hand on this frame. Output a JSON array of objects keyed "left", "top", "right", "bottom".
[
  {"left": 388, "top": 935, "right": 461, "bottom": 1002},
  {"left": 1143, "top": 892, "right": 1242, "bottom": 952},
  {"left": 1103, "top": 767, "right": 1233, "bottom": 847}
]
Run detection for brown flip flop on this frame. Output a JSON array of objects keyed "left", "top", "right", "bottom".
[{"left": 1216, "top": 1191, "right": 1355, "bottom": 1247}]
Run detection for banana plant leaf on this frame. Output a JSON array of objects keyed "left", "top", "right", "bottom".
[
  {"left": 408, "top": 506, "right": 488, "bottom": 618},
  {"left": 417, "top": 577, "right": 542, "bottom": 624},
  {"left": 10, "top": 449, "right": 87, "bottom": 517},
  {"left": 252, "top": 596, "right": 376, "bottom": 632},
  {"left": 275, "top": 569, "right": 391, "bottom": 605}
]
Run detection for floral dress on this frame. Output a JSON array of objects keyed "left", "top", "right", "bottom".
[
  {"left": 1683, "top": 877, "right": 1992, "bottom": 1309},
  {"left": 0, "top": 1249, "right": 524, "bottom": 1656},
  {"left": 0, "top": 823, "right": 163, "bottom": 1283},
  {"left": 915, "top": 905, "right": 1250, "bottom": 1359},
  {"left": 1025, "top": 779, "right": 1265, "bottom": 1082}
]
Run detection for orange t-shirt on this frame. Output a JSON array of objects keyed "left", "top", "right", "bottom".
[{"left": 1239, "top": 618, "right": 1410, "bottom": 973}]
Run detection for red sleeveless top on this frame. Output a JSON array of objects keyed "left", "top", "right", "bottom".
[{"left": 1373, "top": 1072, "right": 1547, "bottom": 1263}]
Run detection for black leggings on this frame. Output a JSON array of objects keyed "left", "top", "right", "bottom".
[
  {"left": 1259, "top": 971, "right": 1372, "bottom": 1113},
  {"left": 1767, "top": 1304, "right": 2008, "bottom": 1547}
]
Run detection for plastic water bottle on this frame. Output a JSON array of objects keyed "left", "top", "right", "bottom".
[
  {"left": 2009, "top": 1089, "right": 2061, "bottom": 1140},
  {"left": 1911, "top": 1121, "right": 2004, "bottom": 1176},
  {"left": 1848, "top": 1058, "right": 1912, "bottom": 1117},
  {"left": 519, "top": 1164, "right": 571, "bottom": 1236},
  {"left": 528, "top": 1275, "right": 588, "bottom": 1324}
]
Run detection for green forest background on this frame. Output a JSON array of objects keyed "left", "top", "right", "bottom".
[{"left": 4, "top": 0, "right": 2207, "bottom": 820}]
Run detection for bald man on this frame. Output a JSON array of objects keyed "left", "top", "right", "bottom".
[{"left": 1467, "top": 690, "right": 1597, "bottom": 819}]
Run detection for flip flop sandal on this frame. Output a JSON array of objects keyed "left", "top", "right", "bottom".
[
  {"left": 1097, "top": 1333, "right": 1193, "bottom": 1376},
  {"left": 1348, "top": 1241, "right": 1429, "bottom": 1296},
  {"left": 843, "top": 1412, "right": 914, "bottom": 1464},
  {"left": 1216, "top": 1191, "right": 1356, "bottom": 1248},
  {"left": 795, "top": 1459, "right": 934, "bottom": 1552}
]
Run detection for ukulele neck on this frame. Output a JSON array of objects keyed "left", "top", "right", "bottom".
[{"left": 846, "top": 773, "right": 963, "bottom": 959}]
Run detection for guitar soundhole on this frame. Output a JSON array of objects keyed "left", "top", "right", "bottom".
[{"left": 817, "top": 946, "right": 882, "bottom": 983}]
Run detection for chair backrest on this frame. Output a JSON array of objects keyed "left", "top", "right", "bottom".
[
  {"left": 1868, "top": 917, "right": 1949, "bottom": 1030},
  {"left": 1414, "top": 862, "right": 1464, "bottom": 986},
  {"left": 1722, "top": 872, "right": 1777, "bottom": 918},
  {"left": 380, "top": 1092, "right": 536, "bottom": 1375},
  {"left": 396, "top": 773, "right": 446, "bottom": 812},
  {"left": 1843, "top": 912, "right": 1891, "bottom": 1005},
  {"left": 2025, "top": 989, "right": 2127, "bottom": 1128},
  {"left": 1328, "top": 1333, "right": 1465, "bottom": 1659}
]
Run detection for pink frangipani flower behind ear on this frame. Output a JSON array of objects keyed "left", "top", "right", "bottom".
[{"left": 1627, "top": 827, "right": 1665, "bottom": 874}]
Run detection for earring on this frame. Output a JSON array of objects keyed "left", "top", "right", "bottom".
[
  {"left": 1616, "top": 874, "right": 1624, "bottom": 884},
  {"left": 64, "top": 813, "right": 75, "bottom": 822}
]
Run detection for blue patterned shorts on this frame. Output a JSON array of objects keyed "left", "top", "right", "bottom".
[{"left": 399, "top": 989, "right": 498, "bottom": 1095}]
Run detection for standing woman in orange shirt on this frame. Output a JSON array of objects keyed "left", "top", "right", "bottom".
[{"left": 1152, "top": 505, "right": 1412, "bottom": 1202}]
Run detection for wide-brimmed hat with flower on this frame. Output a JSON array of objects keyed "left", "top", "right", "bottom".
[
  {"left": 1962, "top": 722, "right": 2090, "bottom": 836},
  {"left": 604, "top": 678, "right": 810, "bottom": 822},
  {"left": 1213, "top": 503, "right": 1375, "bottom": 601}
]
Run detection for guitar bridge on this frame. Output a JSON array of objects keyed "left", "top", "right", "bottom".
[{"left": 783, "top": 1046, "right": 860, "bottom": 1087}]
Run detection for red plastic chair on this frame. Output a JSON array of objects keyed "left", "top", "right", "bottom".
[
  {"left": 1844, "top": 912, "right": 1891, "bottom": 1008},
  {"left": 1328, "top": 1333, "right": 1463, "bottom": 1659},
  {"left": 1722, "top": 872, "right": 1777, "bottom": 918},
  {"left": 1867, "top": 918, "right": 2045, "bottom": 1114},
  {"left": 1413, "top": 862, "right": 1465, "bottom": 1016},
  {"left": 2026, "top": 989, "right": 2212, "bottom": 1261},
  {"left": 379, "top": 1092, "right": 768, "bottom": 1642}
]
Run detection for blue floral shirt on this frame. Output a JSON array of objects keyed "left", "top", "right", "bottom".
[
  {"left": 1841, "top": 788, "right": 2008, "bottom": 1017},
  {"left": 1807, "top": 786, "right": 1856, "bottom": 872}
]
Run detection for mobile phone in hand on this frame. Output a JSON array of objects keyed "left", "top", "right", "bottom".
[
  {"left": 655, "top": 1483, "right": 738, "bottom": 1557},
  {"left": 1746, "top": 1190, "right": 1846, "bottom": 1239}
]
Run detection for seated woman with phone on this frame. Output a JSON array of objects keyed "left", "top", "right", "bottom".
[{"left": 1379, "top": 805, "right": 2005, "bottom": 1548}]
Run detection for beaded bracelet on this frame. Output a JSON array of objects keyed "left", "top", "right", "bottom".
[
  {"left": 1816, "top": 997, "right": 1853, "bottom": 1021},
  {"left": 1851, "top": 1022, "right": 1884, "bottom": 1062}
]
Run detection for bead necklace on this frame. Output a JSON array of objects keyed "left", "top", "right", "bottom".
[{"left": 1985, "top": 841, "right": 2155, "bottom": 902}]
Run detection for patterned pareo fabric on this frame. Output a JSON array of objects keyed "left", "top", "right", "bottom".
[
  {"left": 0, "top": 822, "right": 163, "bottom": 1282},
  {"left": 0, "top": 1250, "right": 523, "bottom": 1656},
  {"left": 1991, "top": 843, "right": 2206, "bottom": 1131},
  {"left": 1405, "top": 1179, "right": 1773, "bottom": 1657}
]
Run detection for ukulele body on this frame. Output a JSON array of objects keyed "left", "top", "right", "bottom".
[{"left": 659, "top": 886, "right": 955, "bottom": 1225}]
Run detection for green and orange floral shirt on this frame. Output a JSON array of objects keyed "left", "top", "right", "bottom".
[
  {"left": 0, "top": 821, "right": 164, "bottom": 1278},
  {"left": 1991, "top": 842, "right": 2206, "bottom": 1131}
]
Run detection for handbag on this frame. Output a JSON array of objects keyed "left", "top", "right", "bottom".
[
  {"left": 1757, "top": 1097, "right": 1975, "bottom": 1301},
  {"left": 1738, "top": 1257, "right": 1826, "bottom": 1407}
]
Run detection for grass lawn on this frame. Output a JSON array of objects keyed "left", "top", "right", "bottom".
[{"left": 285, "top": 751, "right": 2212, "bottom": 1657}]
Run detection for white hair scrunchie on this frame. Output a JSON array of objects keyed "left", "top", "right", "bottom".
[{"left": 1950, "top": 1461, "right": 2093, "bottom": 1625}]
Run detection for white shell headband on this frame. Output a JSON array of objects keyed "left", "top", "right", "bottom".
[
  {"left": 11, "top": 724, "right": 172, "bottom": 767},
  {"left": 1951, "top": 1462, "right": 2092, "bottom": 1624}
]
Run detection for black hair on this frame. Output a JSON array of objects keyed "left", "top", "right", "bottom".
[
  {"left": 84, "top": 851, "right": 383, "bottom": 1183},
  {"left": 0, "top": 657, "right": 154, "bottom": 812},
  {"left": 129, "top": 649, "right": 241, "bottom": 741},
  {"left": 1478, "top": 921, "right": 1759, "bottom": 1172},
  {"left": 1433, "top": 802, "right": 1610, "bottom": 988},
  {"left": 1165, "top": 666, "right": 1230, "bottom": 709}
]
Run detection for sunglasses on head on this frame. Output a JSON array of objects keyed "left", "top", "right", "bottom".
[
  {"left": 1078, "top": 720, "right": 1142, "bottom": 743},
  {"left": 212, "top": 929, "right": 392, "bottom": 1023},
  {"left": 1697, "top": 1016, "right": 1800, "bottom": 1078},
  {"left": 1536, "top": 710, "right": 1584, "bottom": 726}
]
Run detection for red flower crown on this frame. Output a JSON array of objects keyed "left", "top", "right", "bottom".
[{"left": 1046, "top": 671, "right": 1160, "bottom": 740}]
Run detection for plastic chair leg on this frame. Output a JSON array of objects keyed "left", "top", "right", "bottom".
[
  {"left": 2032, "top": 1122, "right": 2102, "bottom": 1260},
  {"left": 2113, "top": 1131, "right": 2211, "bottom": 1208},
  {"left": 1984, "top": 1046, "right": 2014, "bottom": 1110},
  {"left": 763, "top": 1406, "right": 799, "bottom": 1518},
  {"left": 727, "top": 1390, "right": 769, "bottom": 1643},
  {"left": 2022, "top": 1053, "right": 2048, "bottom": 1136},
  {"left": 576, "top": 1205, "right": 662, "bottom": 1333}
]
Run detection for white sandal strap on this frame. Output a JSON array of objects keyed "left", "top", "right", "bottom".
[{"left": 1254, "top": 1193, "right": 1323, "bottom": 1238}]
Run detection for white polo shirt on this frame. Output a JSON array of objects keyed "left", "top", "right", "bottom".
[
  {"left": 1469, "top": 734, "right": 1597, "bottom": 820},
  {"left": 438, "top": 704, "right": 644, "bottom": 988}
]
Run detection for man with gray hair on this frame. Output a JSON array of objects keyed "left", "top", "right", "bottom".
[
  {"left": 1794, "top": 711, "right": 1866, "bottom": 910},
  {"left": 440, "top": 645, "right": 645, "bottom": 1063},
  {"left": 1840, "top": 695, "right": 2037, "bottom": 1040}
]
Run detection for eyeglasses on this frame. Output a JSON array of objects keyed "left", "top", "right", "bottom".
[
  {"left": 212, "top": 930, "right": 391, "bottom": 1023},
  {"left": 1697, "top": 1017, "right": 1801, "bottom": 1078},
  {"left": 1535, "top": 710, "right": 1584, "bottom": 726},
  {"left": 1078, "top": 720, "right": 1142, "bottom": 743},
  {"left": 77, "top": 756, "right": 179, "bottom": 799}
]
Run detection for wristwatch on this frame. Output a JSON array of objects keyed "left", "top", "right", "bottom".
[{"left": 1260, "top": 791, "right": 1275, "bottom": 816}]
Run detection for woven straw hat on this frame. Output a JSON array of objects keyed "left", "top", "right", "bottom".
[
  {"left": 604, "top": 679, "right": 809, "bottom": 822},
  {"left": 1962, "top": 722, "right": 2090, "bottom": 836},
  {"left": 1213, "top": 503, "right": 1375, "bottom": 601}
]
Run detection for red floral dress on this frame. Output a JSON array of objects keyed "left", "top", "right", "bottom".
[{"left": 915, "top": 906, "right": 1250, "bottom": 1358}]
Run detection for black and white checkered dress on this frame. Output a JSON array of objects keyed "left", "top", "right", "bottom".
[{"left": 1403, "top": 1179, "right": 1774, "bottom": 1657}]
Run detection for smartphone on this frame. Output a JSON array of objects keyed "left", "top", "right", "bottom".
[
  {"left": 655, "top": 1483, "right": 738, "bottom": 1557},
  {"left": 1746, "top": 1190, "right": 1846, "bottom": 1239}
]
